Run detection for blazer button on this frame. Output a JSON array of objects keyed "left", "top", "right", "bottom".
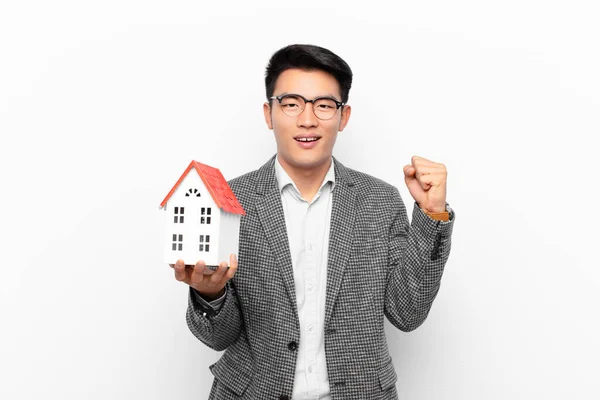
[
  {"left": 279, "top": 395, "right": 290, "bottom": 400},
  {"left": 287, "top": 341, "right": 298, "bottom": 351}
]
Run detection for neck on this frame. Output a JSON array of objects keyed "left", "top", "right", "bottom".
[{"left": 279, "top": 158, "right": 332, "bottom": 203}]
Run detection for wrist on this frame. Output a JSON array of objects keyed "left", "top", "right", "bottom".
[{"left": 422, "top": 204, "right": 446, "bottom": 213}]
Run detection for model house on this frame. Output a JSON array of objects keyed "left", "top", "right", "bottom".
[{"left": 159, "top": 161, "right": 245, "bottom": 266}]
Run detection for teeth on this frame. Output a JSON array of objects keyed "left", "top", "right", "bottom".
[{"left": 297, "top": 137, "right": 318, "bottom": 142}]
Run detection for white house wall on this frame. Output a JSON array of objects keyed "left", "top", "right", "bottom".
[
  {"left": 163, "top": 171, "right": 222, "bottom": 266},
  {"left": 217, "top": 211, "right": 241, "bottom": 264}
]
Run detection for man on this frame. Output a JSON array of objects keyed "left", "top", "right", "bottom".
[{"left": 171, "top": 44, "right": 455, "bottom": 399}]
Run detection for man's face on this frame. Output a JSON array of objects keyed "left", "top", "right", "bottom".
[{"left": 263, "top": 68, "right": 351, "bottom": 174}]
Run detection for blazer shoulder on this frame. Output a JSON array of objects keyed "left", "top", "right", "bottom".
[
  {"left": 343, "top": 167, "right": 407, "bottom": 216},
  {"left": 346, "top": 167, "right": 398, "bottom": 195},
  {"left": 227, "top": 169, "right": 258, "bottom": 190},
  {"left": 226, "top": 168, "right": 261, "bottom": 208}
]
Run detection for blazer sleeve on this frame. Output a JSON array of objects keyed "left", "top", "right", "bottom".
[
  {"left": 186, "top": 281, "right": 243, "bottom": 351},
  {"left": 384, "top": 187, "right": 455, "bottom": 332}
]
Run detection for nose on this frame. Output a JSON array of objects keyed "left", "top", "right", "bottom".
[{"left": 297, "top": 102, "right": 318, "bottom": 128}]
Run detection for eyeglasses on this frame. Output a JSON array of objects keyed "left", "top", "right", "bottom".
[{"left": 269, "top": 94, "right": 345, "bottom": 120}]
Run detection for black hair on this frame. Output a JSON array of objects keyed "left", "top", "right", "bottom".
[{"left": 265, "top": 44, "right": 353, "bottom": 104}]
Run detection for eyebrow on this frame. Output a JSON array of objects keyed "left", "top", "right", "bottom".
[{"left": 278, "top": 92, "right": 341, "bottom": 101}]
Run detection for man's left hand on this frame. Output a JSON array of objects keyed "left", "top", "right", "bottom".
[{"left": 403, "top": 156, "right": 447, "bottom": 213}]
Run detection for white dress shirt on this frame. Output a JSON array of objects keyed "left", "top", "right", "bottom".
[{"left": 275, "top": 156, "right": 334, "bottom": 400}]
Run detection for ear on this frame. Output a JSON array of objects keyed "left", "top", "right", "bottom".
[
  {"left": 338, "top": 105, "right": 351, "bottom": 132},
  {"left": 263, "top": 102, "right": 273, "bottom": 130}
]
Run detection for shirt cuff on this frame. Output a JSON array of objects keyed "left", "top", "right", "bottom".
[{"left": 191, "top": 287, "right": 227, "bottom": 314}]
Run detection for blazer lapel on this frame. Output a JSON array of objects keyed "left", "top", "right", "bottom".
[
  {"left": 324, "top": 157, "right": 357, "bottom": 329},
  {"left": 254, "top": 156, "right": 299, "bottom": 319}
]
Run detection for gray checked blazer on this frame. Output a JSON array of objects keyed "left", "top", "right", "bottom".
[{"left": 186, "top": 155, "right": 455, "bottom": 400}]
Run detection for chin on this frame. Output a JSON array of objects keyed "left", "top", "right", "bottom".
[
  {"left": 279, "top": 146, "right": 333, "bottom": 170},
  {"left": 291, "top": 155, "right": 330, "bottom": 170}
]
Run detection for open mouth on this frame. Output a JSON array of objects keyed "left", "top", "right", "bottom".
[{"left": 295, "top": 137, "right": 320, "bottom": 142}]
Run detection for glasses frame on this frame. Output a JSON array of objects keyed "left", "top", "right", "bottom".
[{"left": 269, "top": 94, "right": 345, "bottom": 120}]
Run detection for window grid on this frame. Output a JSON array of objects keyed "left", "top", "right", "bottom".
[
  {"left": 199, "top": 234, "right": 211, "bottom": 252},
  {"left": 200, "top": 207, "right": 212, "bottom": 224},
  {"left": 172, "top": 234, "right": 183, "bottom": 251},
  {"left": 173, "top": 207, "right": 184, "bottom": 223}
]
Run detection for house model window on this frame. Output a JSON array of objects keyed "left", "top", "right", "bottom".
[
  {"left": 174, "top": 207, "right": 184, "bottom": 223},
  {"left": 200, "top": 207, "right": 212, "bottom": 224},
  {"left": 186, "top": 188, "right": 201, "bottom": 197},
  {"left": 172, "top": 234, "right": 183, "bottom": 251},
  {"left": 199, "top": 235, "right": 210, "bottom": 252}
]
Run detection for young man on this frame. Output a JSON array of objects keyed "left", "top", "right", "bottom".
[{"left": 171, "top": 44, "right": 455, "bottom": 400}]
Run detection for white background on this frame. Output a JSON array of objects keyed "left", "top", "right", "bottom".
[{"left": 1, "top": 1, "right": 599, "bottom": 399}]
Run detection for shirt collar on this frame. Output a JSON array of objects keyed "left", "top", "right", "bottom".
[{"left": 274, "top": 155, "right": 336, "bottom": 195}]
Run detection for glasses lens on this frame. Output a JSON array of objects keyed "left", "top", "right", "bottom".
[
  {"left": 279, "top": 95, "right": 304, "bottom": 116},
  {"left": 313, "top": 98, "right": 338, "bottom": 120}
]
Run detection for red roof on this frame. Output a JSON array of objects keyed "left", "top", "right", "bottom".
[{"left": 159, "top": 161, "right": 246, "bottom": 216}]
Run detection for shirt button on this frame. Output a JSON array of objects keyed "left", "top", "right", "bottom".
[
  {"left": 288, "top": 341, "right": 298, "bottom": 351},
  {"left": 308, "top": 366, "right": 313, "bottom": 373},
  {"left": 308, "top": 326, "right": 314, "bottom": 332},
  {"left": 307, "top": 285, "right": 314, "bottom": 292}
]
